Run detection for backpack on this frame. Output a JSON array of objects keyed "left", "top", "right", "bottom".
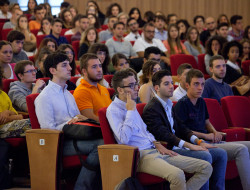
[{"left": 114, "top": 177, "right": 145, "bottom": 190}]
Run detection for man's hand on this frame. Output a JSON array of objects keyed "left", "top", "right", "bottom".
[
  {"left": 155, "top": 143, "right": 178, "bottom": 157},
  {"left": 188, "top": 144, "right": 208, "bottom": 152},
  {"left": 204, "top": 133, "right": 215, "bottom": 142},
  {"left": 32, "top": 79, "right": 46, "bottom": 93},
  {"left": 213, "top": 131, "right": 222, "bottom": 143},
  {"left": 67, "top": 116, "right": 83, "bottom": 125},
  {"left": 200, "top": 142, "right": 218, "bottom": 149},
  {"left": 126, "top": 92, "right": 136, "bottom": 111},
  {"left": 0, "top": 110, "right": 10, "bottom": 124}
]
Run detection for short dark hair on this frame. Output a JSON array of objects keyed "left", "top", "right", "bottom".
[
  {"left": 34, "top": 5, "right": 43, "bottom": 14},
  {"left": 14, "top": 60, "right": 34, "bottom": 81},
  {"left": 205, "top": 35, "right": 227, "bottom": 56},
  {"left": 79, "top": 53, "right": 99, "bottom": 72},
  {"left": 152, "top": 70, "right": 171, "bottom": 87},
  {"left": 112, "top": 69, "right": 134, "bottom": 94},
  {"left": 108, "top": 15, "right": 117, "bottom": 22},
  {"left": 222, "top": 40, "right": 243, "bottom": 59},
  {"left": 127, "top": 17, "right": 137, "bottom": 26},
  {"left": 209, "top": 55, "right": 225, "bottom": 68},
  {"left": 7, "top": 30, "right": 25, "bottom": 42},
  {"left": 193, "top": 15, "right": 204, "bottom": 25},
  {"left": 79, "top": 15, "right": 88, "bottom": 22},
  {"left": 143, "top": 11, "right": 155, "bottom": 22},
  {"left": 154, "top": 15, "right": 166, "bottom": 23},
  {"left": 143, "top": 22, "right": 154, "bottom": 31},
  {"left": 43, "top": 50, "right": 69, "bottom": 79},
  {"left": 113, "top": 21, "right": 125, "bottom": 29},
  {"left": 51, "top": 18, "right": 63, "bottom": 26},
  {"left": 61, "top": 2, "right": 70, "bottom": 9},
  {"left": 230, "top": 15, "right": 243, "bottom": 25},
  {"left": 177, "top": 63, "right": 192, "bottom": 75},
  {"left": 112, "top": 53, "right": 128, "bottom": 67},
  {"left": 144, "top": 47, "right": 161, "bottom": 60},
  {"left": 186, "top": 69, "right": 204, "bottom": 85},
  {"left": 217, "top": 22, "right": 229, "bottom": 30},
  {"left": 0, "top": 0, "right": 10, "bottom": 6},
  {"left": 72, "top": 14, "right": 82, "bottom": 28}
]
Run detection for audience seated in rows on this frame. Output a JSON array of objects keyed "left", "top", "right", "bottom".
[
  {"left": 107, "top": 69, "right": 212, "bottom": 190},
  {"left": 8, "top": 60, "right": 44, "bottom": 112},
  {"left": 37, "top": 17, "right": 52, "bottom": 36},
  {"left": 29, "top": 5, "right": 44, "bottom": 30},
  {"left": 202, "top": 55, "right": 233, "bottom": 104},
  {"left": 99, "top": 15, "right": 117, "bottom": 42},
  {"left": 71, "top": 15, "right": 90, "bottom": 43},
  {"left": 217, "top": 23, "right": 234, "bottom": 42},
  {"left": 170, "top": 63, "right": 192, "bottom": 101},
  {"left": 174, "top": 69, "right": 250, "bottom": 190},
  {"left": 73, "top": 53, "right": 112, "bottom": 122},
  {"left": 3, "top": 8, "right": 22, "bottom": 29},
  {"left": 105, "top": 22, "right": 137, "bottom": 58},
  {"left": 0, "top": 0, "right": 11, "bottom": 19},
  {"left": 124, "top": 17, "right": 141, "bottom": 41}
]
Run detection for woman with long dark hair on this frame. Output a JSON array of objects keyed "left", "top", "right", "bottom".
[
  {"left": 87, "top": 0, "right": 105, "bottom": 24},
  {"left": 37, "top": 17, "right": 52, "bottom": 36},
  {"left": 23, "top": 0, "right": 37, "bottom": 15},
  {"left": 176, "top": 19, "right": 190, "bottom": 40},
  {"left": 129, "top": 7, "right": 146, "bottom": 28}
]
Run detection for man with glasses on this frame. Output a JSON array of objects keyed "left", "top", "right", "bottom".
[
  {"left": 133, "top": 23, "right": 170, "bottom": 66},
  {"left": 200, "top": 17, "right": 217, "bottom": 46},
  {"left": 8, "top": 60, "right": 45, "bottom": 112},
  {"left": 7, "top": 31, "right": 29, "bottom": 63},
  {"left": 124, "top": 18, "right": 141, "bottom": 41},
  {"left": 99, "top": 16, "right": 118, "bottom": 42},
  {"left": 73, "top": 53, "right": 112, "bottom": 122}
]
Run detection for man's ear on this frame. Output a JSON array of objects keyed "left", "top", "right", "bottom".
[
  {"left": 49, "top": 67, "right": 56, "bottom": 75},
  {"left": 185, "top": 82, "right": 189, "bottom": 89},
  {"left": 177, "top": 74, "right": 181, "bottom": 80},
  {"left": 143, "top": 58, "right": 147, "bottom": 63},
  {"left": 18, "top": 73, "right": 24, "bottom": 81},
  {"left": 209, "top": 66, "right": 213, "bottom": 74},
  {"left": 154, "top": 85, "right": 159, "bottom": 93},
  {"left": 82, "top": 68, "right": 87, "bottom": 76},
  {"left": 117, "top": 87, "right": 124, "bottom": 95}
]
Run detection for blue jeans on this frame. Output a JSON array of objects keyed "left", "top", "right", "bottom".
[
  {"left": 63, "top": 139, "right": 104, "bottom": 190},
  {"left": 174, "top": 148, "right": 227, "bottom": 190}
]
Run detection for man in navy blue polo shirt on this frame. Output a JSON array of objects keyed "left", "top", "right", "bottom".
[{"left": 44, "top": 18, "right": 69, "bottom": 46}]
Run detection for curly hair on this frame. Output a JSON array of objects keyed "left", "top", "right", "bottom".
[
  {"left": 222, "top": 40, "right": 243, "bottom": 60},
  {"left": 139, "top": 60, "right": 160, "bottom": 85},
  {"left": 205, "top": 35, "right": 227, "bottom": 56},
  {"left": 106, "top": 3, "right": 122, "bottom": 17}
]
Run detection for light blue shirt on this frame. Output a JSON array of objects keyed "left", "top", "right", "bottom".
[
  {"left": 106, "top": 96, "right": 156, "bottom": 150},
  {"left": 35, "top": 81, "right": 80, "bottom": 131},
  {"left": 154, "top": 28, "right": 168, "bottom": 41},
  {"left": 99, "top": 29, "right": 113, "bottom": 42},
  {"left": 154, "top": 94, "right": 198, "bottom": 149}
]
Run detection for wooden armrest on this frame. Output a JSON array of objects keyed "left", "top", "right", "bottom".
[
  {"left": 98, "top": 144, "right": 138, "bottom": 150},
  {"left": 26, "top": 129, "right": 63, "bottom": 134},
  {"left": 18, "top": 111, "right": 29, "bottom": 115}
]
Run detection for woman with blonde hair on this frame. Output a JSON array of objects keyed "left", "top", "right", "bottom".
[
  {"left": 61, "top": 9, "right": 73, "bottom": 29},
  {"left": 68, "top": 5, "right": 78, "bottom": 18},
  {"left": 78, "top": 27, "right": 99, "bottom": 59},
  {"left": 138, "top": 60, "right": 161, "bottom": 103},
  {"left": 184, "top": 26, "right": 205, "bottom": 63},
  {"left": 117, "top": 12, "right": 129, "bottom": 34}
]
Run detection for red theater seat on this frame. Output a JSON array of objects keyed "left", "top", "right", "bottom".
[
  {"left": 198, "top": 54, "right": 210, "bottom": 79},
  {"left": 2, "top": 28, "right": 12, "bottom": 41},
  {"left": 69, "top": 76, "right": 80, "bottom": 84},
  {"left": 101, "top": 24, "right": 108, "bottom": 30},
  {"left": 103, "top": 75, "right": 113, "bottom": 87},
  {"left": 30, "top": 29, "right": 39, "bottom": 36},
  {"left": 60, "top": 29, "right": 69, "bottom": 36},
  {"left": 72, "top": 40, "right": 80, "bottom": 60},
  {"left": 242, "top": 60, "right": 250, "bottom": 76},
  {"left": 36, "top": 34, "right": 47, "bottom": 48},
  {"left": 65, "top": 34, "right": 73, "bottom": 44},
  {"left": 3, "top": 79, "right": 17, "bottom": 94}
]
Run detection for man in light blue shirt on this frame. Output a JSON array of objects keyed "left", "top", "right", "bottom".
[
  {"left": 154, "top": 15, "right": 168, "bottom": 41},
  {"left": 99, "top": 16, "right": 117, "bottom": 42},
  {"left": 35, "top": 51, "right": 103, "bottom": 190},
  {"left": 106, "top": 69, "right": 212, "bottom": 190}
]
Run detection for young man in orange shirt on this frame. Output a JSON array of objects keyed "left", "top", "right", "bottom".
[
  {"left": 29, "top": 5, "right": 44, "bottom": 30},
  {"left": 73, "top": 53, "right": 112, "bottom": 122}
]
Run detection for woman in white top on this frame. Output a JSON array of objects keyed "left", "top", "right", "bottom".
[
  {"left": 138, "top": 60, "right": 161, "bottom": 103},
  {"left": 64, "top": 15, "right": 82, "bottom": 36},
  {"left": 37, "top": 17, "right": 52, "bottom": 36}
]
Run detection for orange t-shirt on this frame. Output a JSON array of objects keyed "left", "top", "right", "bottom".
[
  {"left": 162, "top": 40, "right": 186, "bottom": 55},
  {"left": 29, "top": 20, "right": 41, "bottom": 30},
  {"left": 73, "top": 78, "right": 112, "bottom": 116}
]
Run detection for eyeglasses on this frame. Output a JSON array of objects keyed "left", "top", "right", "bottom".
[
  {"left": 121, "top": 83, "right": 139, "bottom": 89},
  {"left": 66, "top": 51, "right": 74, "bottom": 55},
  {"left": 145, "top": 30, "right": 155, "bottom": 34},
  {"left": 23, "top": 69, "right": 37, "bottom": 74},
  {"left": 97, "top": 51, "right": 107, "bottom": 56},
  {"left": 128, "top": 22, "right": 137, "bottom": 27}
]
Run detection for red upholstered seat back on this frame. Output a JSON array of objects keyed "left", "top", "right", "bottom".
[
  {"left": 2, "top": 28, "right": 12, "bottom": 40},
  {"left": 0, "top": 22, "right": 4, "bottom": 40},
  {"left": 36, "top": 77, "right": 50, "bottom": 83},
  {"left": 30, "top": 29, "right": 39, "bottom": 36},
  {"left": 170, "top": 54, "right": 198, "bottom": 75},
  {"left": 26, "top": 93, "right": 40, "bottom": 129},
  {"left": 103, "top": 75, "right": 113, "bottom": 87},
  {"left": 69, "top": 76, "right": 80, "bottom": 84},
  {"left": 72, "top": 40, "right": 80, "bottom": 60},
  {"left": 65, "top": 34, "right": 73, "bottom": 44},
  {"left": 198, "top": 54, "right": 207, "bottom": 74},
  {"left": 76, "top": 65, "right": 81, "bottom": 73},
  {"left": 101, "top": 25, "right": 108, "bottom": 30},
  {"left": 136, "top": 103, "right": 146, "bottom": 117},
  {"left": 3, "top": 79, "right": 17, "bottom": 94},
  {"left": 60, "top": 29, "right": 69, "bottom": 36},
  {"left": 107, "top": 88, "right": 115, "bottom": 97},
  {"left": 36, "top": 34, "right": 47, "bottom": 48},
  {"left": 28, "top": 56, "right": 35, "bottom": 64},
  {"left": 241, "top": 60, "right": 250, "bottom": 76}
]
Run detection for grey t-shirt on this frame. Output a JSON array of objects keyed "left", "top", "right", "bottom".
[
  {"left": 3, "top": 21, "right": 15, "bottom": 29},
  {"left": 11, "top": 51, "right": 29, "bottom": 63},
  {"left": 184, "top": 41, "right": 205, "bottom": 63}
]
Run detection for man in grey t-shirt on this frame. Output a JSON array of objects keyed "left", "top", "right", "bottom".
[{"left": 3, "top": 8, "right": 22, "bottom": 29}]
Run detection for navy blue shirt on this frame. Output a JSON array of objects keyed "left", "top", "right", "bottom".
[
  {"left": 173, "top": 95, "right": 209, "bottom": 134},
  {"left": 202, "top": 78, "right": 233, "bottom": 104},
  {"left": 44, "top": 34, "right": 69, "bottom": 46}
]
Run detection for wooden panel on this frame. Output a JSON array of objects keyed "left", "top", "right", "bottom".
[{"left": 67, "top": 0, "right": 250, "bottom": 27}]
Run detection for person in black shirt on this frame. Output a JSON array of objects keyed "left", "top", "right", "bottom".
[
  {"left": 36, "top": 47, "right": 53, "bottom": 79},
  {"left": 200, "top": 17, "right": 217, "bottom": 46}
]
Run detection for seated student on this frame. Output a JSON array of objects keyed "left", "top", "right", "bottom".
[
  {"left": 228, "top": 15, "right": 244, "bottom": 41},
  {"left": 112, "top": 53, "right": 129, "bottom": 72},
  {"left": 163, "top": 24, "right": 190, "bottom": 56},
  {"left": 202, "top": 55, "right": 233, "bottom": 104},
  {"left": 216, "top": 23, "right": 234, "bottom": 42},
  {"left": 60, "top": 9, "right": 73, "bottom": 29},
  {"left": 128, "top": 7, "right": 146, "bottom": 28},
  {"left": 222, "top": 40, "right": 244, "bottom": 85},
  {"left": 87, "top": 14, "right": 101, "bottom": 30},
  {"left": 64, "top": 14, "right": 82, "bottom": 36},
  {"left": 143, "top": 70, "right": 227, "bottom": 190},
  {"left": 138, "top": 60, "right": 161, "bottom": 103},
  {"left": 154, "top": 15, "right": 168, "bottom": 41},
  {"left": 99, "top": 16, "right": 118, "bottom": 42},
  {"left": 67, "top": 5, "right": 78, "bottom": 18},
  {"left": 36, "top": 47, "right": 53, "bottom": 78},
  {"left": 8, "top": 60, "right": 45, "bottom": 112},
  {"left": 124, "top": 17, "right": 141, "bottom": 41},
  {"left": 176, "top": 19, "right": 190, "bottom": 40},
  {"left": 243, "top": 25, "right": 250, "bottom": 40},
  {"left": 239, "top": 38, "right": 250, "bottom": 62},
  {"left": 107, "top": 69, "right": 212, "bottom": 190},
  {"left": 193, "top": 15, "right": 205, "bottom": 34},
  {"left": 0, "top": 41, "right": 17, "bottom": 80},
  {"left": 73, "top": 53, "right": 112, "bottom": 122},
  {"left": 29, "top": 5, "right": 44, "bottom": 30},
  {"left": 44, "top": 18, "right": 69, "bottom": 46},
  {"left": 184, "top": 27, "right": 205, "bottom": 63},
  {"left": 217, "top": 14, "right": 231, "bottom": 30},
  {"left": 86, "top": 1, "right": 105, "bottom": 25},
  {"left": 166, "top": 14, "right": 178, "bottom": 25},
  {"left": 34, "top": 51, "right": 103, "bottom": 190},
  {"left": 0, "top": 66, "right": 31, "bottom": 139},
  {"left": 117, "top": 12, "right": 129, "bottom": 34},
  {"left": 170, "top": 63, "right": 192, "bottom": 101},
  {"left": 200, "top": 17, "right": 217, "bottom": 46},
  {"left": 3, "top": 8, "right": 22, "bottom": 29},
  {"left": 105, "top": 22, "right": 138, "bottom": 58},
  {"left": 133, "top": 23, "right": 170, "bottom": 66},
  {"left": 15, "top": 15, "right": 37, "bottom": 52},
  {"left": 7, "top": 31, "right": 29, "bottom": 63},
  {"left": 143, "top": 11, "right": 155, "bottom": 23},
  {"left": 37, "top": 17, "right": 53, "bottom": 36},
  {"left": 205, "top": 35, "right": 227, "bottom": 75},
  {"left": 71, "top": 15, "right": 90, "bottom": 43},
  {"left": 0, "top": 0, "right": 11, "bottom": 19},
  {"left": 78, "top": 27, "right": 99, "bottom": 60},
  {"left": 174, "top": 69, "right": 250, "bottom": 190}
]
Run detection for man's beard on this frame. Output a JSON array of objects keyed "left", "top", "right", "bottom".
[
  {"left": 214, "top": 73, "right": 225, "bottom": 80},
  {"left": 87, "top": 71, "right": 102, "bottom": 83}
]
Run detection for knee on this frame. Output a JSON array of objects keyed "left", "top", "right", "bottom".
[
  {"left": 166, "top": 168, "right": 186, "bottom": 188},
  {"left": 237, "top": 145, "right": 249, "bottom": 157},
  {"left": 203, "top": 161, "right": 213, "bottom": 178},
  {"left": 218, "top": 149, "right": 228, "bottom": 163},
  {"left": 201, "top": 151, "right": 212, "bottom": 164}
]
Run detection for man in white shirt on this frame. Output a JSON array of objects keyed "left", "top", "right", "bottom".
[
  {"left": 133, "top": 23, "right": 170, "bottom": 65},
  {"left": 154, "top": 15, "right": 168, "bottom": 41},
  {"left": 124, "top": 18, "right": 141, "bottom": 41},
  {"left": 3, "top": 8, "right": 22, "bottom": 29},
  {"left": 216, "top": 23, "right": 234, "bottom": 42},
  {"left": 171, "top": 63, "right": 192, "bottom": 101},
  {"left": 0, "top": 0, "right": 12, "bottom": 19}
]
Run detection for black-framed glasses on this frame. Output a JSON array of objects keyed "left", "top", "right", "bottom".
[
  {"left": 145, "top": 30, "right": 155, "bottom": 34},
  {"left": 121, "top": 83, "right": 139, "bottom": 89},
  {"left": 128, "top": 22, "right": 137, "bottom": 27},
  {"left": 23, "top": 69, "right": 37, "bottom": 74},
  {"left": 66, "top": 51, "right": 74, "bottom": 55}
]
